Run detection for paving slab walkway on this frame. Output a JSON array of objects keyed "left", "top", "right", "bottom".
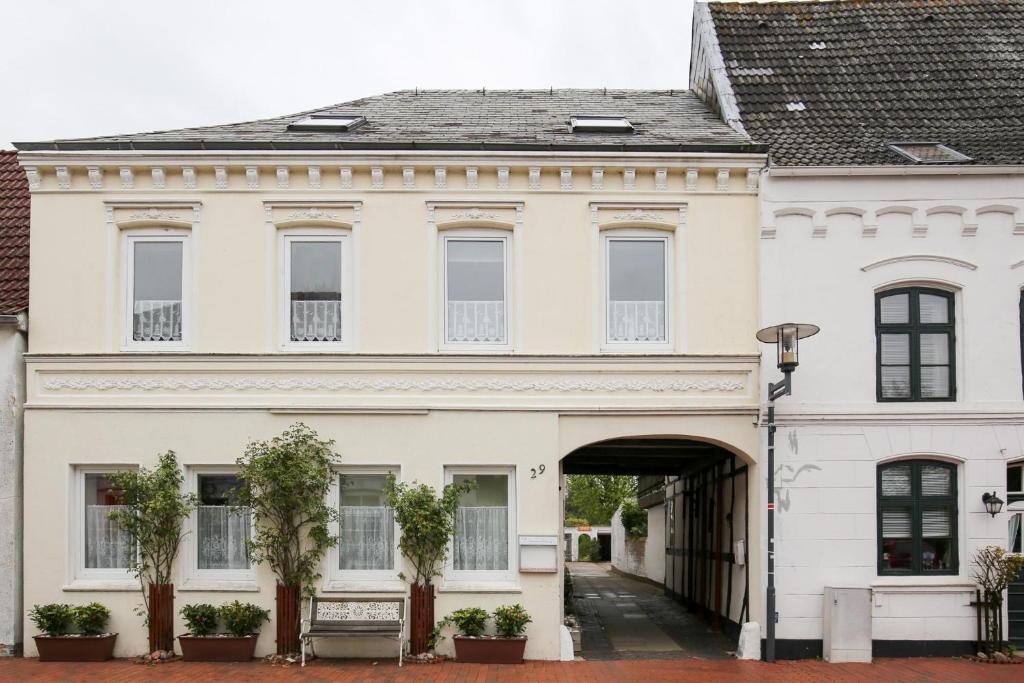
[
  {"left": 0, "top": 657, "right": 1017, "bottom": 682},
  {"left": 568, "top": 561, "right": 733, "bottom": 660}
]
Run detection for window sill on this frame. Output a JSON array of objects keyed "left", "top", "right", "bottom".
[
  {"left": 63, "top": 580, "right": 139, "bottom": 592},
  {"left": 321, "top": 579, "right": 406, "bottom": 594},
  {"left": 438, "top": 581, "right": 521, "bottom": 594},
  {"left": 870, "top": 577, "right": 973, "bottom": 591},
  {"left": 179, "top": 579, "right": 259, "bottom": 593}
]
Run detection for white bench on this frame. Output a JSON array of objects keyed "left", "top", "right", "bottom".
[{"left": 300, "top": 596, "right": 406, "bottom": 667}]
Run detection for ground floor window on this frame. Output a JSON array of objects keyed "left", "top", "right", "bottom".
[
  {"left": 338, "top": 472, "right": 395, "bottom": 572},
  {"left": 446, "top": 467, "right": 516, "bottom": 581},
  {"left": 877, "top": 460, "right": 958, "bottom": 575},
  {"left": 196, "top": 473, "right": 250, "bottom": 570},
  {"left": 84, "top": 473, "right": 133, "bottom": 569}
]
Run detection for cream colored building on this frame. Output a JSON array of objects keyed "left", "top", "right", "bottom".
[{"left": 16, "top": 90, "right": 766, "bottom": 659}]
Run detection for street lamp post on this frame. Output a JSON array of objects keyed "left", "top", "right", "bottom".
[{"left": 756, "top": 322, "right": 819, "bottom": 663}]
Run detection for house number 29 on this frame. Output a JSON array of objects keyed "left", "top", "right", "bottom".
[{"left": 530, "top": 465, "right": 546, "bottom": 479}]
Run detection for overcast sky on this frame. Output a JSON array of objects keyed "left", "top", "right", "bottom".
[{"left": 1, "top": 0, "right": 696, "bottom": 149}]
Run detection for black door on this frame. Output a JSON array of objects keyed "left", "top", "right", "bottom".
[
  {"left": 1009, "top": 512, "right": 1024, "bottom": 647},
  {"left": 597, "top": 533, "right": 612, "bottom": 562}
]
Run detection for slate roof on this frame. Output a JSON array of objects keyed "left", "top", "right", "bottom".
[
  {"left": 0, "top": 152, "right": 29, "bottom": 314},
  {"left": 707, "top": 0, "right": 1024, "bottom": 166},
  {"left": 14, "top": 89, "right": 761, "bottom": 153}
]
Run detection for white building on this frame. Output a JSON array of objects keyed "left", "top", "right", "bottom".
[
  {"left": 693, "top": 0, "right": 1024, "bottom": 658},
  {"left": 0, "top": 151, "right": 29, "bottom": 656}
]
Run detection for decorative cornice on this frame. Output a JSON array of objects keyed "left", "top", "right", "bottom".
[
  {"left": 55, "top": 166, "right": 71, "bottom": 190},
  {"left": 434, "top": 166, "right": 447, "bottom": 189},
  {"left": 623, "top": 168, "right": 636, "bottom": 191},
  {"left": 215, "top": 166, "right": 228, "bottom": 189},
  {"left": 119, "top": 167, "right": 134, "bottom": 190},
  {"left": 716, "top": 168, "right": 729, "bottom": 192},
  {"left": 403, "top": 167, "right": 415, "bottom": 189},
  {"left": 307, "top": 166, "right": 321, "bottom": 189},
  {"left": 24, "top": 166, "right": 41, "bottom": 191},
  {"left": 861, "top": 254, "right": 978, "bottom": 272},
  {"left": 371, "top": 166, "right": 384, "bottom": 189},
  {"left": 560, "top": 167, "right": 573, "bottom": 190},
  {"left": 42, "top": 376, "right": 746, "bottom": 393},
  {"left": 87, "top": 166, "right": 103, "bottom": 189},
  {"left": 612, "top": 209, "right": 671, "bottom": 224},
  {"left": 151, "top": 167, "right": 166, "bottom": 189},
  {"left": 528, "top": 167, "right": 541, "bottom": 190},
  {"left": 685, "top": 169, "right": 698, "bottom": 192},
  {"left": 497, "top": 167, "right": 510, "bottom": 190},
  {"left": 591, "top": 167, "right": 604, "bottom": 191},
  {"left": 654, "top": 168, "right": 668, "bottom": 191},
  {"left": 340, "top": 167, "right": 353, "bottom": 190},
  {"left": 182, "top": 167, "right": 196, "bottom": 189},
  {"left": 275, "top": 166, "right": 289, "bottom": 189},
  {"left": 245, "top": 166, "right": 259, "bottom": 189},
  {"left": 745, "top": 168, "right": 759, "bottom": 192},
  {"left": 465, "top": 166, "right": 478, "bottom": 190}
]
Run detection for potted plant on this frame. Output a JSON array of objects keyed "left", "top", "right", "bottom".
[
  {"left": 235, "top": 423, "right": 340, "bottom": 655},
  {"left": 178, "top": 601, "right": 269, "bottom": 661},
  {"left": 446, "top": 604, "right": 530, "bottom": 663},
  {"left": 30, "top": 602, "right": 116, "bottom": 661},
  {"left": 972, "top": 545, "right": 1024, "bottom": 658},
  {"left": 107, "top": 451, "right": 197, "bottom": 653},
  {"left": 385, "top": 476, "right": 474, "bottom": 655}
]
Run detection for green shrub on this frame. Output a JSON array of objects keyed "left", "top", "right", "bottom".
[
  {"left": 446, "top": 607, "right": 489, "bottom": 637},
  {"left": 72, "top": 603, "right": 111, "bottom": 636},
  {"left": 180, "top": 603, "right": 219, "bottom": 637},
  {"left": 564, "top": 515, "right": 588, "bottom": 527},
  {"left": 563, "top": 570, "right": 574, "bottom": 614},
  {"left": 219, "top": 601, "right": 270, "bottom": 637},
  {"left": 577, "top": 533, "right": 593, "bottom": 560},
  {"left": 493, "top": 604, "right": 531, "bottom": 638},
  {"left": 620, "top": 500, "right": 648, "bottom": 538},
  {"left": 28, "top": 603, "right": 74, "bottom": 637}
]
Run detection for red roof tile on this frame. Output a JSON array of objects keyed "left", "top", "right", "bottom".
[{"left": 0, "top": 151, "right": 29, "bottom": 314}]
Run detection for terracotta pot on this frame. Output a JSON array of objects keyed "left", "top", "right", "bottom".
[
  {"left": 453, "top": 635, "right": 527, "bottom": 664},
  {"left": 178, "top": 634, "right": 259, "bottom": 662},
  {"left": 34, "top": 634, "right": 117, "bottom": 662}
]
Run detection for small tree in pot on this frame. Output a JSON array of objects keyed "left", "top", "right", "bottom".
[
  {"left": 972, "top": 545, "right": 1024, "bottom": 656},
  {"left": 107, "top": 452, "right": 197, "bottom": 653},
  {"left": 235, "top": 423, "right": 340, "bottom": 655},
  {"left": 385, "top": 476, "right": 474, "bottom": 654}
]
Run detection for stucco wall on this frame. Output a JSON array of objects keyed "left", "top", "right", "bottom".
[{"left": 611, "top": 504, "right": 665, "bottom": 584}]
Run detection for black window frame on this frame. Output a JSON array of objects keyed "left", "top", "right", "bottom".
[
  {"left": 877, "top": 460, "right": 958, "bottom": 576},
  {"left": 875, "top": 287, "right": 956, "bottom": 402}
]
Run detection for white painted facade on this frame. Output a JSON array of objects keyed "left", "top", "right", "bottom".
[
  {"left": 563, "top": 525, "right": 611, "bottom": 563},
  {"left": 611, "top": 504, "right": 665, "bottom": 584},
  {"left": 0, "top": 316, "right": 26, "bottom": 656},
  {"left": 760, "top": 168, "right": 1024, "bottom": 653}
]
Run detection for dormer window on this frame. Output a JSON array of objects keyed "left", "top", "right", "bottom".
[
  {"left": 288, "top": 115, "right": 367, "bottom": 131},
  {"left": 886, "top": 142, "right": 971, "bottom": 164},
  {"left": 569, "top": 116, "right": 634, "bottom": 133}
]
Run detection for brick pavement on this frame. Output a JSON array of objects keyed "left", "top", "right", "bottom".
[{"left": 0, "top": 658, "right": 1015, "bottom": 682}]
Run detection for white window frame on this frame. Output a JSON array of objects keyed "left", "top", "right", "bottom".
[
  {"left": 443, "top": 465, "right": 518, "bottom": 587},
  {"left": 68, "top": 465, "right": 137, "bottom": 587},
  {"left": 280, "top": 228, "right": 352, "bottom": 352},
  {"left": 440, "top": 231, "right": 513, "bottom": 352},
  {"left": 601, "top": 230, "right": 673, "bottom": 352},
  {"left": 181, "top": 466, "right": 256, "bottom": 592},
  {"left": 323, "top": 466, "right": 403, "bottom": 592},
  {"left": 123, "top": 230, "right": 192, "bottom": 352}
]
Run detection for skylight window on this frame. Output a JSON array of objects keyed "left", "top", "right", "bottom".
[
  {"left": 887, "top": 142, "right": 972, "bottom": 164},
  {"left": 570, "top": 116, "right": 634, "bottom": 133},
  {"left": 288, "top": 115, "right": 366, "bottom": 131}
]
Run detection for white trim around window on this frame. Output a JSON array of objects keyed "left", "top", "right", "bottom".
[
  {"left": 279, "top": 228, "right": 353, "bottom": 352},
  {"left": 323, "top": 466, "right": 404, "bottom": 593},
  {"left": 180, "top": 466, "right": 257, "bottom": 592},
  {"left": 600, "top": 230, "right": 673, "bottom": 352},
  {"left": 442, "top": 465, "right": 518, "bottom": 589},
  {"left": 440, "top": 231, "right": 513, "bottom": 353},
  {"left": 122, "top": 229, "right": 193, "bottom": 352},
  {"left": 67, "top": 465, "right": 137, "bottom": 589}
]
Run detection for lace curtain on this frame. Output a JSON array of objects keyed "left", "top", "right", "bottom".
[
  {"left": 454, "top": 506, "right": 508, "bottom": 571},
  {"left": 85, "top": 505, "right": 134, "bottom": 568},
  {"left": 339, "top": 506, "right": 394, "bottom": 570},
  {"left": 198, "top": 506, "right": 250, "bottom": 570}
]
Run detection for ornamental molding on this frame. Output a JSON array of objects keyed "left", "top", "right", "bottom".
[
  {"left": 286, "top": 207, "right": 339, "bottom": 221},
  {"left": 623, "top": 167, "right": 636, "bottom": 191},
  {"left": 449, "top": 208, "right": 498, "bottom": 221},
  {"left": 127, "top": 209, "right": 186, "bottom": 222},
  {"left": 42, "top": 376, "right": 746, "bottom": 394},
  {"left": 611, "top": 209, "right": 671, "bottom": 224},
  {"left": 860, "top": 254, "right": 978, "bottom": 272}
]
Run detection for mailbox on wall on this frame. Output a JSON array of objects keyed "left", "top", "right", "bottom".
[{"left": 519, "top": 535, "right": 558, "bottom": 572}]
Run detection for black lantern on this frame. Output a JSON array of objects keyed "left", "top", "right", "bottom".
[
  {"left": 982, "top": 491, "right": 1004, "bottom": 517},
  {"left": 756, "top": 323, "right": 820, "bottom": 373}
]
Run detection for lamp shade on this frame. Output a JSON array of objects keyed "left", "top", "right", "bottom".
[
  {"left": 982, "top": 491, "right": 1004, "bottom": 517},
  {"left": 756, "top": 323, "right": 820, "bottom": 371}
]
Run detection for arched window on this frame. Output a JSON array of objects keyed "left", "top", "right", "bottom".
[
  {"left": 877, "top": 460, "right": 958, "bottom": 575},
  {"left": 876, "top": 287, "right": 955, "bottom": 401}
]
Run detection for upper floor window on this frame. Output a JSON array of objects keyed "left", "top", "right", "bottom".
[
  {"left": 876, "top": 287, "right": 955, "bottom": 401},
  {"left": 443, "top": 235, "right": 509, "bottom": 349},
  {"left": 282, "top": 231, "right": 349, "bottom": 350},
  {"left": 126, "top": 233, "right": 189, "bottom": 350},
  {"left": 877, "top": 460, "right": 958, "bottom": 575},
  {"left": 604, "top": 233, "right": 670, "bottom": 348}
]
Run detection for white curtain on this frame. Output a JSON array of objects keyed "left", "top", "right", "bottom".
[
  {"left": 339, "top": 506, "right": 394, "bottom": 570},
  {"left": 133, "top": 300, "right": 182, "bottom": 342},
  {"left": 291, "top": 300, "right": 342, "bottom": 342},
  {"left": 86, "top": 505, "right": 134, "bottom": 568},
  {"left": 454, "top": 506, "right": 508, "bottom": 571},
  {"left": 198, "top": 506, "right": 250, "bottom": 569}
]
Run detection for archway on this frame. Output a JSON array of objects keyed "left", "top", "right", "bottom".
[{"left": 561, "top": 434, "right": 753, "bottom": 659}]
